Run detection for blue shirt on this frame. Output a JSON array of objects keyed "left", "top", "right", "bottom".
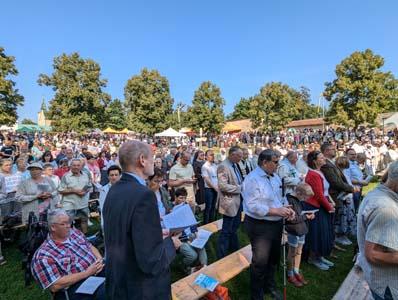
[
  {"left": 125, "top": 172, "right": 146, "bottom": 186},
  {"left": 348, "top": 160, "right": 363, "bottom": 183}
]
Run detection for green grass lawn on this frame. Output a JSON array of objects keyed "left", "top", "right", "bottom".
[{"left": 0, "top": 181, "right": 378, "bottom": 300}]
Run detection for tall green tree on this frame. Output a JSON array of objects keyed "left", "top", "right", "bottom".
[
  {"left": 185, "top": 81, "right": 225, "bottom": 134},
  {"left": 104, "top": 99, "right": 127, "bottom": 130},
  {"left": 124, "top": 68, "right": 174, "bottom": 134},
  {"left": 227, "top": 97, "right": 253, "bottom": 120},
  {"left": 0, "top": 47, "right": 24, "bottom": 125},
  {"left": 250, "top": 82, "right": 304, "bottom": 131},
  {"left": 38, "top": 52, "right": 111, "bottom": 132},
  {"left": 324, "top": 49, "right": 398, "bottom": 128}
]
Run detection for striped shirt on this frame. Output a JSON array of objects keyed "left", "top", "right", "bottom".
[
  {"left": 31, "top": 228, "right": 96, "bottom": 289},
  {"left": 357, "top": 184, "right": 398, "bottom": 299}
]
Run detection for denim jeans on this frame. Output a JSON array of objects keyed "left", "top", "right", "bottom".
[
  {"left": 179, "top": 243, "right": 208, "bottom": 267},
  {"left": 204, "top": 188, "right": 217, "bottom": 225},
  {"left": 217, "top": 202, "right": 242, "bottom": 259}
]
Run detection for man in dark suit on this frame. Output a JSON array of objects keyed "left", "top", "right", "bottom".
[{"left": 103, "top": 140, "right": 181, "bottom": 300}]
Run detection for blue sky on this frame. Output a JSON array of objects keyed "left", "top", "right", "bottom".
[{"left": 2, "top": 0, "right": 398, "bottom": 122}]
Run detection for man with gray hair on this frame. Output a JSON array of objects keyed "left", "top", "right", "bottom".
[
  {"left": 357, "top": 160, "right": 398, "bottom": 300},
  {"left": 58, "top": 158, "right": 91, "bottom": 233},
  {"left": 277, "top": 151, "right": 302, "bottom": 196},
  {"left": 217, "top": 146, "right": 244, "bottom": 259},
  {"left": 103, "top": 140, "right": 180, "bottom": 300},
  {"left": 31, "top": 209, "right": 105, "bottom": 299}
]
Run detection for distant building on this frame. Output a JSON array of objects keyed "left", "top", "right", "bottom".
[
  {"left": 223, "top": 118, "right": 327, "bottom": 132},
  {"left": 37, "top": 99, "right": 52, "bottom": 127}
]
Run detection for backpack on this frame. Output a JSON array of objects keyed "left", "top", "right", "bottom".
[
  {"left": 19, "top": 212, "right": 48, "bottom": 286},
  {"left": 203, "top": 285, "right": 231, "bottom": 300}
]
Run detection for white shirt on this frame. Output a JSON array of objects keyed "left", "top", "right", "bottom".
[
  {"left": 201, "top": 161, "right": 218, "bottom": 189},
  {"left": 242, "top": 166, "right": 286, "bottom": 221}
]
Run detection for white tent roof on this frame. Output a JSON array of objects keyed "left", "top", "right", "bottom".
[
  {"left": 155, "top": 127, "right": 186, "bottom": 137},
  {"left": 384, "top": 112, "right": 398, "bottom": 128}
]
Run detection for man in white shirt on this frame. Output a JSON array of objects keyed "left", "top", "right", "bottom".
[
  {"left": 242, "top": 149, "right": 295, "bottom": 300},
  {"left": 201, "top": 149, "right": 218, "bottom": 224}
]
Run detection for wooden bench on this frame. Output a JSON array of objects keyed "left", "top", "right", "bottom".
[
  {"left": 172, "top": 244, "right": 252, "bottom": 300},
  {"left": 332, "top": 265, "right": 372, "bottom": 300}
]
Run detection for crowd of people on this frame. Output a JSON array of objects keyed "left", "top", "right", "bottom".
[{"left": 0, "top": 127, "right": 397, "bottom": 300}]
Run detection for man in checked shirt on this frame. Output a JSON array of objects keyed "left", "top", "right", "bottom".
[{"left": 31, "top": 209, "right": 105, "bottom": 300}]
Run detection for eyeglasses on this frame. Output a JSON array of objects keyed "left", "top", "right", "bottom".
[
  {"left": 53, "top": 222, "right": 72, "bottom": 227},
  {"left": 271, "top": 160, "right": 279, "bottom": 165}
]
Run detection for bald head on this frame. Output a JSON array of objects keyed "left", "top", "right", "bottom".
[{"left": 119, "top": 141, "right": 154, "bottom": 178}]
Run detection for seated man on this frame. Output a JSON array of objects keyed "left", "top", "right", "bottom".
[{"left": 31, "top": 209, "right": 105, "bottom": 300}]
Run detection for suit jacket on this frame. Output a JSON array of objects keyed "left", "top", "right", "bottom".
[
  {"left": 103, "top": 173, "right": 176, "bottom": 300},
  {"left": 321, "top": 159, "right": 354, "bottom": 206},
  {"left": 217, "top": 159, "right": 242, "bottom": 217}
]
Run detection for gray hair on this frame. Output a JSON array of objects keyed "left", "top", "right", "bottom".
[
  {"left": 387, "top": 161, "right": 398, "bottom": 181},
  {"left": 118, "top": 140, "right": 151, "bottom": 171},
  {"left": 48, "top": 209, "right": 70, "bottom": 227}
]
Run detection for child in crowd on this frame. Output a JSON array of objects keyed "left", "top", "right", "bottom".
[
  {"left": 285, "top": 183, "right": 316, "bottom": 287},
  {"left": 173, "top": 188, "right": 208, "bottom": 274}
]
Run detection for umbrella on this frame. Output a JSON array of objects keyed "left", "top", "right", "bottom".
[
  {"left": 155, "top": 127, "right": 186, "bottom": 137},
  {"left": 103, "top": 127, "right": 118, "bottom": 134},
  {"left": 384, "top": 112, "right": 398, "bottom": 128}
]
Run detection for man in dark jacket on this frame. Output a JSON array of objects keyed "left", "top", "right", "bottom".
[{"left": 103, "top": 141, "right": 181, "bottom": 300}]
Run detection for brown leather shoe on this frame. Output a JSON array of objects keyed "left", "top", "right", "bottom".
[
  {"left": 288, "top": 275, "right": 303, "bottom": 287},
  {"left": 295, "top": 273, "right": 309, "bottom": 285}
]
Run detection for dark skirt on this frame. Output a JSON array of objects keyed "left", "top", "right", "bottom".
[{"left": 303, "top": 202, "right": 333, "bottom": 257}]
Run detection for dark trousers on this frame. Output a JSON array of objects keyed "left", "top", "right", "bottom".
[
  {"left": 204, "top": 188, "right": 217, "bottom": 224},
  {"left": 54, "top": 271, "right": 106, "bottom": 300},
  {"left": 217, "top": 202, "right": 242, "bottom": 259},
  {"left": 353, "top": 190, "right": 362, "bottom": 213},
  {"left": 244, "top": 216, "right": 283, "bottom": 300}
]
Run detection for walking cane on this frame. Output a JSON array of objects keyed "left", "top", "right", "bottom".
[
  {"left": 281, "top": 178, "right": 287, "bottom": 300},
  {"left": 283, "top": 218, "right": 287, "bottom": 300}
]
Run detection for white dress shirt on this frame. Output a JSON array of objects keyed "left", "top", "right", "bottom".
[{"left": 242, "top": 166, "right": 286, "bottom": 221}]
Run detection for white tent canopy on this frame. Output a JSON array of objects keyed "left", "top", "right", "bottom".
[
  {"left": 155, "top": 127, "right": 186, "bottom": 137},
  {"left": 384, "top": 112, "right": 398, "bottom": 128}
]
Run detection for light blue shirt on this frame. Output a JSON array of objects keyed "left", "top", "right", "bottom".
[
  {"left": 125, "top": 172, "right": 146, "bottom": 186},
  {"left": 348, "top": 160, "right": 363, "bottom": 183},
  {"left": 242, "top": 166, "right": 286, "bottom": 221}
]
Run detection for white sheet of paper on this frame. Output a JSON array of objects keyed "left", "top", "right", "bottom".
[
  {"left": 162, "top": 204, "right": 197, "bottom": 231},
  {"left": 190, "top": 229, "right": 213, "bottom": 249},
  {"left": 75, "top": 276, "right": 105, "bottom": 295}
]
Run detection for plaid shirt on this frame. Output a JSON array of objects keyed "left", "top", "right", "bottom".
[{"left": 31, "top": 228, "right": 97, "bottom": 289}]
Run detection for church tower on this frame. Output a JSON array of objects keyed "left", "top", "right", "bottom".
[{"left": 37, "top": 98, "right": 52, "bottom": 126}]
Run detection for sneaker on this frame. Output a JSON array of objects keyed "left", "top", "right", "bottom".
[
  {"left": 295, "top": 272, "right": 309, "bottom": 285},
  {"left": 287, "top": 275, "right": 303, "bottom": 287},
  {"left": 341, "top": 236, "right": 353, "bottom": 245},
  {"left": 308, "top": 258, "right": 329, "bottom": 270},
  {"left": 0, "top": 257, "right": 6, "bottom": 266},
  {"left": 320, "top": 257, "right": 335, "bottom": 267},
  {"left": 335, "top": 236, "right": 351, "bottom": 246}
]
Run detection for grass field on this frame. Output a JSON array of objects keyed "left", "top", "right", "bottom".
[{"left": 0, "top": 181, "right": 378, "bottom": 300}]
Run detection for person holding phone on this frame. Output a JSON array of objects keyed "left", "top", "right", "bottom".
[{"left": 242, "top": 149, "right": 295, "bottom": 300}]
